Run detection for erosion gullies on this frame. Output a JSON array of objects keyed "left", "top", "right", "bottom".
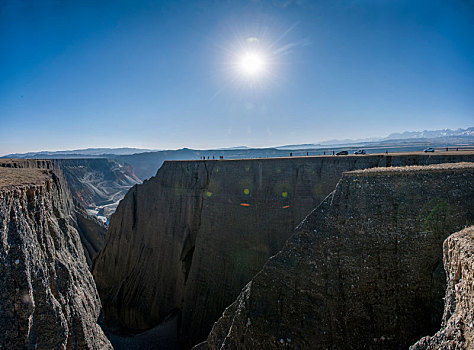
[
  {"left": 411, "top": 225, "right": 474, "bottom": 349},
  {"left": 0, "top": 158, "right": 141, "bottom": 223},
  {"left": 0, "top": 166, "right": 111, "bottom": 349},
  {"left": 92, "top": 153, "right": 474, "bottom": 348},
  {"left": 53, "top": 159, "right": 141, "bottom": 222},
  {"left": 197, "top": 162, "right": 474, "bottom": 349},
  {"left": 0, "top": 159, "right": 109, "bottom": 264}
]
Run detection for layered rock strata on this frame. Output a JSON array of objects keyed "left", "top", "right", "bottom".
[
  {"left": 0, "top": 158, "right": 141, "bottom": 221},
  {"left": 411, "top": 225, "right": 474, "bottom": 349},
  {"left": 197, "top": 162, "right": 474, "bottom": 349},
  {"left": 93, "top": 153, "right": 474, "bottom": 347},
  {"left": 1, "top": 159, "right": 108, "bottom": 264},
  {"left": 0, "top": 167, "right": 111, "bottom": 349}
]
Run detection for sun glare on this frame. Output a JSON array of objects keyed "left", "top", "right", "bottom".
[{"left": 238, "top": 51, "right": 267, "bottom": 78}]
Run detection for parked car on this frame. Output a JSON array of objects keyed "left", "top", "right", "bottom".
[
  {"left": 423, "top": 148, "right": 435, "bottom": 152},
  {"left": 336, "top": 150, "right": 349, "bottom": 155},
  {"left": 354, "top": 150, "right": 366, "bottom": 155}
]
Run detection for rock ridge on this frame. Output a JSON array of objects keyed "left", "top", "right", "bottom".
[
  {"left": 411, "top": 225, "right": 474, "bottom": 349},
  {"left": 0, "top": 167, "right": 111, "bottom": 349},
  {"left": 197, "top": 162, "right": 474, "bottom": 349},
  {"left": 93, "top": 153, "right": 474, "bottom": 347}
]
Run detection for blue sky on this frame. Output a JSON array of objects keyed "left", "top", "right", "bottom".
[{"left": 1, "top": 0, "right": 473, "bottom": 154}]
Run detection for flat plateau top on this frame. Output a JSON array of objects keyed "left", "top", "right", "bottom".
[
  {"left": 170, "top": 150, "right": 474, "bottom": 162},
  {"left": 347, "top": 161, "right": 474, "bottom": 175},
  {"left": 0, "top": 168, "right": 52, "bottom": 188}
]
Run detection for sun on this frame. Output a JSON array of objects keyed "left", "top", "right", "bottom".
[{"left": 238, "top": 51, "right": 267, "bottom": 78}]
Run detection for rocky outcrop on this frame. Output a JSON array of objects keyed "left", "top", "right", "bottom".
[
  {"left": 197, "top": 162, "right": 474, "bottom": 349},
  {"left": 0, "top": 166, "right": 112, "bottom": 349},
  {"left": 93, "top": 153, "right": 474, "bottom": 347},
  {"left": 0, "top": 159, "right": 109, "bottom": 265},
  {"left": 0, "top": 158, "right": 141, "bottom": 222},
  {"left": 411, "top": 225, "right": 474, "bottom": 349},
  {"left": 54, "top": 159, "right": 140, "bottom": 221}
]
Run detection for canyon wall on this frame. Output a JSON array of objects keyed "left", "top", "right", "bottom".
[
  {"left": 0, "top": 166, "right": 111, "bottom": 349},
  {"left": 0, "top": 159, "right": 110, "bottom": 264},
  {"left": 54, "top": 158, "right": 140, "bottom": 221},
  {"left": 93, "top": 153, "right": 474, "bottom": 347},
  {"left": 411, "top": 225, "right": 474, "bottom": 349},
  {"left": 1, "top": 158, "right": 141, "bottom": 222},
  {"left": 197, "top": 163, "right": 474, "bottom": 349}
]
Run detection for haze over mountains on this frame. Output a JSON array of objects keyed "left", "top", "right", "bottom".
[{"left": 3, "top": 127, "right": 473, "bottom": 158}]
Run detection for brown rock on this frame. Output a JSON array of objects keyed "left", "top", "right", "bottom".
[
  {"left": 93, "top": 154, "right": 474, "bottom": 347},
  {"left": 0, "top": 167, "right": 111, "bottom": 349},
  {"left": 198, "top": 163, "right": 474, "bottom": 349},
  {"left": 410, "top": 225, "right": 474, "bottom": 349}
]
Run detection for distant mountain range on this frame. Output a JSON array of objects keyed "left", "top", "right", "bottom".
[
  {"left": 4, "top": 147, "right": 154, "bottom": 158},
  {"left": 276, "top": 127, "right": 474, "bottom": 149},
  {"left": 2, "top": 128, "right": 473, "bottom": 168}
]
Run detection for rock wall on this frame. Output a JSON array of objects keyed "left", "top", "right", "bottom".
[
  {"left": 93, "top": 153, "right": 474, "bottom": 347},
  {"left": 54, "top": 158, "right": 140, "bottom": 220},
  {"left": 0, "top": 159, "right": 108, "bottom": 265},
  {"left": 197, "top": 162, "right": 474, "bottom": 349},
  {"left": 0, "top": 166, "right": 111, "bottom": 349},
  {"left": 0, "top": 158, "right": 141, "bottom": 221},
  {"left": 411, "top": 225, "right": 474, "bottom": 349}
]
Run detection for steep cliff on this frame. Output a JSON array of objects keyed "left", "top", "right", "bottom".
[
  {"left": 54, "top": 159, "right": 140, "bottom": 221},
  {"left": 0, "top": 158, "right": 141, "bottom": 222},
  {"left": 93, "top": 153, "right": 474, "bottom": 347},
  {"left": 197, "top": 162, "right": 474, "bottom": 349},
  {"left": 0, "top": 159, "right": 108, "bottom": 264},
  {"left": 0, "top": 166, "right": 111, "bottom": 349},
  {"left": 411, "top": 225, "right": 474, "bottom": 349}
]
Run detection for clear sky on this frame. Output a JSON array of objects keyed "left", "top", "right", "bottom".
[{"left": 1, "top": 0, "right": 473, "bottom": 154}]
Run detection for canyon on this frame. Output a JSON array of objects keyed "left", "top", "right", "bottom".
[
  {"left": 92, "top": 152, "right": 474, "bottom": 348},
  {"left": 196, "top": 162, "right": 474, "bottom": 349},
  {"left": 0, "top": 158, "right": 140, "bottom": 224},
  {"left": 0, "top": 164, "right": 111, "bottom": 348},
  {"left": 1, "top": 153, "right": 473, "bottom": 349}
]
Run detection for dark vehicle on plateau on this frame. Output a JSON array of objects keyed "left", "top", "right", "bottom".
[
  {"left": 336, "top": 150, "right": 349, "bottom": 155},
  {"left": 354, "top": 150, "right": 366, "bottom": 155},
  {"left": 424, "top": 148, "right": 435, "bottom": 152}
]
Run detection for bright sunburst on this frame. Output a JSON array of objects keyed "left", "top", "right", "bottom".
[
  {"left": 213, "top": 23, "right": 303, "bottom": 94},
  {"left": 238, "top": 51, "right": 267, "bottom": 78}
]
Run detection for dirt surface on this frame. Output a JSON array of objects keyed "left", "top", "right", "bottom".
[
  {"left": 348, "top": 161, "right": 474, "bottom": 175},
  {"left": 0, "top": 167, "right": 52, "bottom": 188}
]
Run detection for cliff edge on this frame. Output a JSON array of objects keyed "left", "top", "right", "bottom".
[
  {"left": 93, "top": 153, "right": 474, "bottom": 347},
  {"left": 197, "top": 162, "right": 474, "bottom": 349},
  {"left": 411, "top": 225, "right": 474, "bottom": 349},
  {"left": 0, "top": 167, "right": 111, "bottom": 349}
]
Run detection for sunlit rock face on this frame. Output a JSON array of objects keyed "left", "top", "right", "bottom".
[
  {"left": 197, "top": 163, "right": 474, "bottom": 349},
  {"left": 93, "top": 154, "right": 474, "bottom": 348},
  {"left": 0, "top": 159, "right": 110, "bottom": 265},
  {"left": 0, "top": 166, "right": 111, "bottom": 349},
  {"left": 411, "top": 225, "right": 474, "bottom": 350},
  {"left": 54, "top": 158, "right": 141, "bottom": 221}
]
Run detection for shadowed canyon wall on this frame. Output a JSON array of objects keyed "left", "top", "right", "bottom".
[
  {"left": 411, "top": 225, "right": 474, "bottom": 349},
  {"left": 197, "top": 163, "right": 474, "bottom": 349},
  {"left": 0, "top": 165, "right": 111, "bottom": 349},
  {"left": 93, "top": 153, "right": 474, "bottom": 347}
]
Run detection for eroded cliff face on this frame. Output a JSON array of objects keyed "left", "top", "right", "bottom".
[
  {"left": 0, "top": 159, "right": 108, "bottom": 265},
  {"left": 53, "top": 159, "right": 140, "bottom": 221},
  {"left": 0, "top": 158, "right": 141, "bottom": 222},
  {"left": 93, "top": 153, "right": 474, "bottom": 347},
  {"left": 411, "top": 225, "right": 474, "bottom": 350},
  {"left": 0, "top": 167, "right": 111, "bottom": 349},
  {"left": 197, "top": 163, "right": 474, "bottom": 349}
]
